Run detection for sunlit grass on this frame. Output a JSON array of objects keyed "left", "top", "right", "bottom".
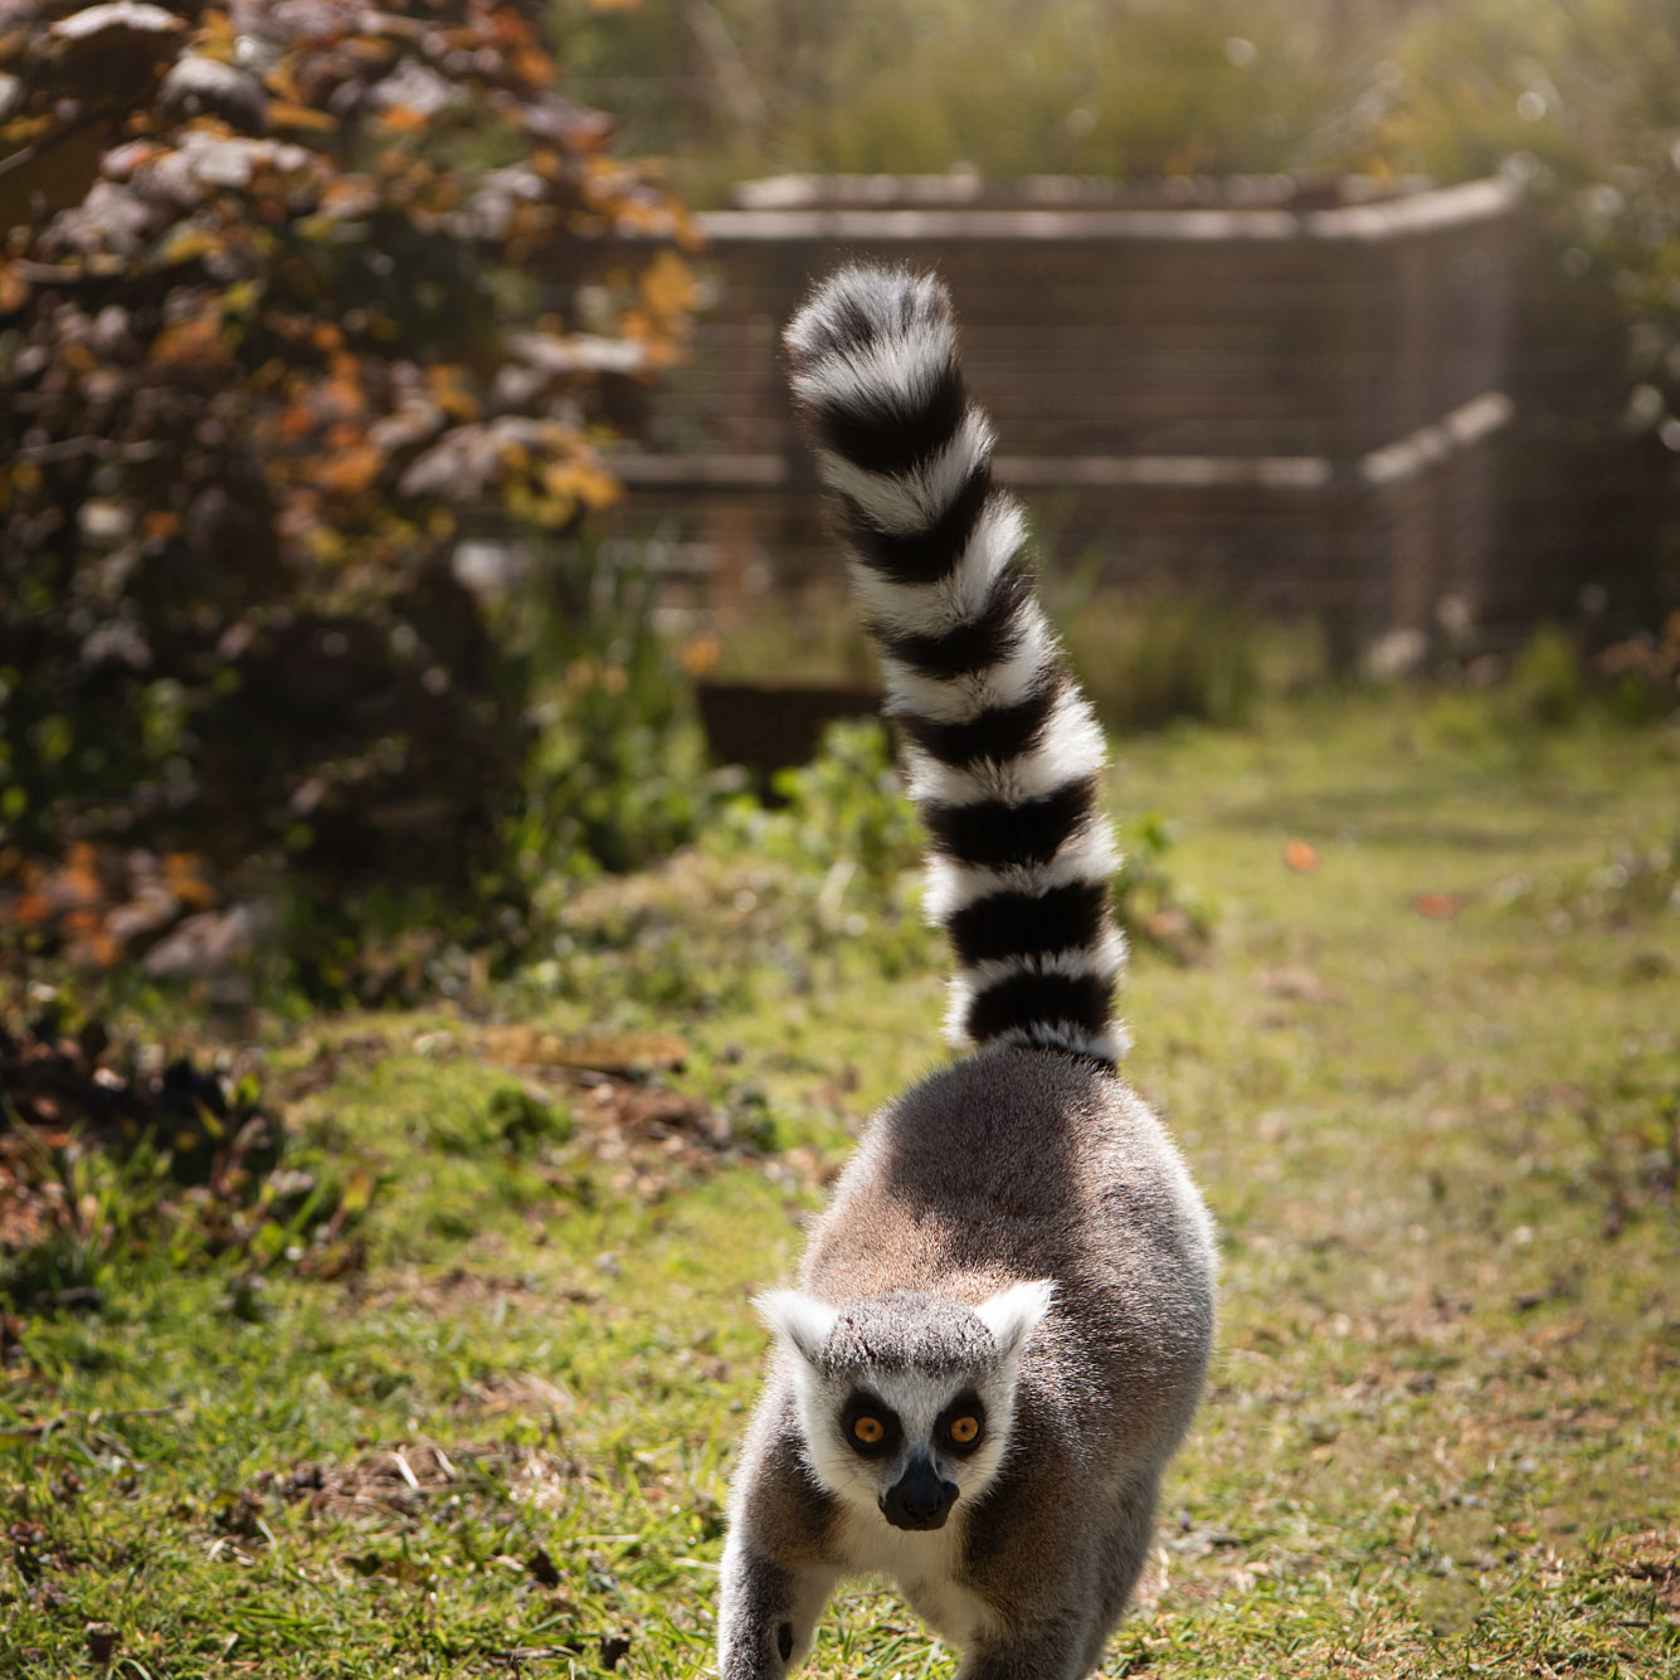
[{"left": 3, "top": 690, "right": 1678, "bottom": 1676}]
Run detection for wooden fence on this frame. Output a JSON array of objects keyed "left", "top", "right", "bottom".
[{"left": 605, "top": 174, "right": 1520, "bottom": 666}]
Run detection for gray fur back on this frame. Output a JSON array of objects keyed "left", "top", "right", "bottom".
[{"left": 808, "top": 1047, "right": 1215, "bottom": 1458}]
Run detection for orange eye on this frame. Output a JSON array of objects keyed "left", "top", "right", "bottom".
[
  {"left": 949, "top": 1415, "right": 980, "bottom": 1445},
  {"left": 853, "top": 1416, "right": 885, "bottom": 1445}
]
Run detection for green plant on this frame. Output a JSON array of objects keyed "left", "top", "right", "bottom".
[
  {"left": 1509, "top": 626, "right": 1587, "bottom": 729},
  {"left": 709, "top": 597, "right": 880, "bottom": 685},
  {"left": 711, "top": 719, "right": 924, "bottom": 898},
  {"left": 1112, "top": 813, "right": 1213, "bottom": 963},
  {"left": 1594, "top": 610, "right": 1680, "bottom": 722},
  {"left": 1055, "top": 587, "right": 1262, "bottom": 734},
  {"left": 511, "top": 540, "right": 717, "bottom": 882},
  {"left": 427, "top": 1081, "right": 572, "bottom": 1157}
]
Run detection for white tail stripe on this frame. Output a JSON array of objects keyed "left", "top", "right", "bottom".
[
  {"left": 952, "top": 934, "right": 1127, "bottom": 1001},
  {"left": 787, "top": 331, "right": 958, "bottom": 427},
  {"left": 782, "top": 267, "right": 954, "bottom": 363},
  {"left": 814, "top": 409, "right": 993, "bottom": 536}
]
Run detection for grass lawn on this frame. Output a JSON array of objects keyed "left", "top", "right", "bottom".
[{"left": 3, "top": 691, "right": 1678, "bottom": 1677}]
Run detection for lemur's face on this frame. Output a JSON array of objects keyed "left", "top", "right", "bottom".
[
  {"left": 757, "top": 1284, "right": 1053, "bottom": 1532},
  {"left": 811, "top": 1368, "right": 996, "bottom": 1530}
]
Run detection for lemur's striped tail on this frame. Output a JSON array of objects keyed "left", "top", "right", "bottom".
[{"left": 784, "top": 264, "right": 1128, "bottom": 1067}]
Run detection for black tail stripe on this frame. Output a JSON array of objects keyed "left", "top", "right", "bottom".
[
  {"left": 963, "top": 970, "right": 1112, "bottom": 1044},
  {"left": 810, "top": 363, "right": 967, "bottom": 477},
  {"left": 923, "top": 784, "right": 1095, "bottom": 870},
  {"left": 845, "top": 464, "right": 993, "bottom": 585},
  {"left": 897, "top": 676, "right": 1062, "bottom": 767},
  {"left": 946, "top": 880, "right": 1112, "bottom": 966},
  {"left": 873, "top": 565, "right": 1035, "bottom": 681}
]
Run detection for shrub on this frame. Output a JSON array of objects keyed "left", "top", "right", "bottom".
[
  {"left": 511, "top": 540, "right": 717, "bottom": 882},
  {"left": 1509, "top": 626, "right": 1587, "bottom": 729},
  {"left": 754, "top": 719, "right": 927, "bottom": 896},
  {"left": 0, "top": 2, "right": 696, "bottom": 988},
  {"left": 1593, "top": 611, "right": 1680, "bottom": 722},
  {"left": 1054, "top": 588, "right": 1261, "bottom": 734}
]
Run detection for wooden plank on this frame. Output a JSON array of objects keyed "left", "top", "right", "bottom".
[{"left": 695, "top": 181, "right": 1516, "bottom": 246}]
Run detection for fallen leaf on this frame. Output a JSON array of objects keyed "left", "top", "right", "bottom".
[
  {"left": 1412, "top": 892, "right": 1465, "bottom": 919},
  {"left": 1283, "top": 839, "right": 1319, "bottom": 873},
  {"left": 0, "top": 261, "right": 28, "bottom": 314},
  {"left": 267, "top": 100, "right": 337, "bottom": 132},
  {"left": 151, "top": 315, "right": 228, "bottom": 368}
]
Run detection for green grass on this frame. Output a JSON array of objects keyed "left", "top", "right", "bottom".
[{"left": 4, "top": 691, "right": 1679, "bottom": 1677}]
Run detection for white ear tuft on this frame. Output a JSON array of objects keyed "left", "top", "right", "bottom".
[
  {"left": 755, "top": 1290, "right": 840, "bottom": 1367},
  {"left": 975, "top": 1279, "right": 1056, "bottom": 1362}
]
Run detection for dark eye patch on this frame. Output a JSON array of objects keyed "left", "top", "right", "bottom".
[
  {"left": 840, "top": 1391, "right": 902, "bottom": 1459},
  {"left": 937, "top": 1390, "right": 987, "bottom": 1457}
]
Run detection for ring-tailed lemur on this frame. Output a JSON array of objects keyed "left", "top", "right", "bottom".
[{"left": 717, "top": 265, "right": 1217, "bottom": 1680}]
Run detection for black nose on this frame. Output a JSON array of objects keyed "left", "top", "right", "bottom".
[{"left": 881, "top": 1456, "right": 959, "bottom": 1531}]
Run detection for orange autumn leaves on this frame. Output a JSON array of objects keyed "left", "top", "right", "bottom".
[
  {"left": 0, "top": 1, "right": 696, "bottom": 940},
  {"left": 1283, "top": 837, "right": 1466, "bottom": 919},
  {"left": 3, "top": 845, "right": 217, "bottom": 971},
  {"left": 0, "top": 0, "right": 699, "bottom": 578}
]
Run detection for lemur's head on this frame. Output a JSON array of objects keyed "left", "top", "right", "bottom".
[{"left": 757, "top": 1283, "right": 1053, "bottom": 1532}]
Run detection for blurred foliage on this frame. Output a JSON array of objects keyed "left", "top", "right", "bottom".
[
  {"left": 1495, "top": 827, "right": 1680, "bottom": 934},
  {"left": 1509, "top": 625, "right": 1589, "bottom": 729},
  {"left": 1053, "top": 584, "right": 1261, "bottom": 733},
  {"left": 0, "top": 984, "right": 369, "bottom": 1311},
  {"left": 0, "top": 0, "right": 696, "bottom": 986},
  {"left": 712, "top": 719, "right": 925, "bottom": 901},
  {"left": 1354, "top": 0, "right": 1680, "bottom": 628},
  {"left": 572, "top": 0, "right": 1680, "bottom": 624},
  {"left": 510, "top": 539, "right": 717, "bottom": 883},
  {"left": 709, "top": 595, "right": 878, "bottom": 685},
  {"left": 558, "top": 0, "right": 1394, "bottom": 191},
  {"left": 1504, "top": 615, "right": 1680, "bottom": 730},
  {"left": 424, "top": 1077, "right": 572, "bottom": 1156},
  {"left": 1593, "top": 608, "right": 1680, "bottom": 720},
  {"left": 1111, "top": 812, "right": 1214, "bottom": 964},
  {"left": 526, "top": 720, "right": 931, "bottom": 1017}
]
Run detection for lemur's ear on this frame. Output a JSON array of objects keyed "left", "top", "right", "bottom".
[
  {"left": 755, "top": 1291, "right": 840, "bottom": 1367},
  {"left": 975, "top": 1280, "right": 1056, "bottom": 1362}
]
